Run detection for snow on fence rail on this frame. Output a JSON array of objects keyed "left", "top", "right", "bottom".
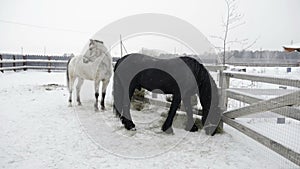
[{"left": 0, "top": 54, "right": 69, "bottom": 73}]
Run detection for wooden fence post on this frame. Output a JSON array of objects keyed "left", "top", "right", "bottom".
[
  {"left": 219, "top": 70, "right": 230, "bottom": 108},
  {"left": 13, "top": 55, "right": 16, "bottom": 72},
  {"left": 47, "top": 56, "right": 51, "bottom": 73},
  {"left": 0, "top": 55, "right": 3, "bottom": 73},
  {"left": 23, "top": 55, "right": 27, "bottom": 71},
  {"left": 218, "top": 67, "right": 229, "bottom": 129}
]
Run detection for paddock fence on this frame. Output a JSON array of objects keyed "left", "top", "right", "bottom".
[{"left": 0, "top": 54, "right": 69, "bottom": 73}]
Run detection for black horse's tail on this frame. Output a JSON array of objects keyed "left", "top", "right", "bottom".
[
  {"left": 113, "top": 75, "right": 123, "bottom": 118},
  {"left": 113, "top": 57, "right": 127, "bottom": 118}
]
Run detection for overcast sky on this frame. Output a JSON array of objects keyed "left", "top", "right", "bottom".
[{"left": 0, "top": 0, "right": 299, "bottom": 55}]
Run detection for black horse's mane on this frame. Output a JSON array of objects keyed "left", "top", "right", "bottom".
[{"left": 179, "top": 56, "right": 219, "bottom": 104}]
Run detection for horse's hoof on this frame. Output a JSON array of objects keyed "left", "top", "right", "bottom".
[
  {"left": 162, "top": 127, "right": 174, "bottom": 134},
  {"left": 121, "top": 117, "right": 136, "bottom": 130},
  {"left": 187, "top": 124, "right": 198, "bottom": 132},
  {"left": 94, "top": 107, "right": 99, "bottom": 112},
  {"left": 101, "top": 106, "right": 105, "bottom": 111},
  {"left": 68, "top": 103, "right": 72, "bottom": 107},
  {"left": 78, "top": 102, "right": 82, "bottom": 106},
  {"left": 164, "top": 128, "right": 174, "bottom": 134},
  {"left": 204, "top": 126, "right": 216, "bottom": 136},
  {"left": 162, "top": 123, "right": 174, "bottom": 134},
  {"left": 124, "top": 122, "right": 135, "bottom": 130},
  {"left": 130, "top": 127, "right": 136, "bottom": 131}
]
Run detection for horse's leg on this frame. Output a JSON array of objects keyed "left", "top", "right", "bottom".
[
  {"left": 182, "top": 96, "right": 198, "bottom": 132},
  {"left": 162, "top": 94, "right": 181, "bottom": 134},
  {"left": 68, "top": 76, "right": 76, "bottom": 107},
  {"left": 100, "top": 79, "right": 110, "bottom": 110},
  {"left": 76, "top": 78, "right": 84, "bottom": 106},
  {"left": 199, "top": 84, "right": 211, "bottom": 126},
  {"left": 113, "top": 76, "right": 123, "bottom": 118},
  {"left": 121, "top": 83, "right": 136, "bottom": 130},
  {"left": 94, "top": 79, "right": 101, "bottom": 111}
]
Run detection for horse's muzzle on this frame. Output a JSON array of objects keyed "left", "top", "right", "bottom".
[{"left": 83, "top": 58, "right": 89, "bottom": 63}]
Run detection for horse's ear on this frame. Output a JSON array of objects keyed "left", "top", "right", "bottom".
[{"left": 89, "top": 39, "right": 94, "bottom": 46}]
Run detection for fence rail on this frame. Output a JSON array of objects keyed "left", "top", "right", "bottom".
[
  {"left": 224, "top": 71, "right": 300, "bottom": 88},
  {"left": 227, "top": 62, "right": 300, "bottom": 67}
]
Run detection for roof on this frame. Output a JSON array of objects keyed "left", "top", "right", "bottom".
[{"left": 283, "top": 43, "right": 300, "bottom": 52}]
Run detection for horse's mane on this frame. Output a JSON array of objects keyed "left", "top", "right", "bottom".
[{"left": 179, "top": 56, "right": 219, "bottom": 108}]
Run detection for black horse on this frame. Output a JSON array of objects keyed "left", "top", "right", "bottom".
[{"left": 113, "top": 53, "right": 221, "bottom": 135}]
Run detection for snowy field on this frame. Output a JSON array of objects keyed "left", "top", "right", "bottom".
[{"left": 0, "top": 70, "right": 299, "bottom": 169}]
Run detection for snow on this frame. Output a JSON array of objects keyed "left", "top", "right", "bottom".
[
  {"left": 0, "top": 70, "right": 299, "bottom": 168},
  {"left": 236, "top": 117, "right": 300, "bottom": 154}
]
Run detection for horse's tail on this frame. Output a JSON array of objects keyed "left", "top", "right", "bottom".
[
  {"left": 112, "top": 57, "right": 126, "bottom": 118},
  {"left": 66, "top": 56, "right": 74, "bottom": 90},
  {"left": 197, "top": 65, "right": 221, "bottom": 135},
  {"left": 113, "top": 74, "right": 123, "bottom": 118},
  {"left": 112, "top": 54, "right": 133, "bottom": 117},
  {"left": 208, "top": 73, "right": 220, "bottom": 110}
]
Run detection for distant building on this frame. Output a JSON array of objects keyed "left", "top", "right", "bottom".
[
  {"left": 63, "top": 53, "right": 75, "bottom": 58},
  {"left": 283, "top": 43, "right": 300, "bottom": 52}
]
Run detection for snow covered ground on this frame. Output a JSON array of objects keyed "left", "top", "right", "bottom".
[{"left": 0, "top": 70, "right": 299, "bottom": 168}]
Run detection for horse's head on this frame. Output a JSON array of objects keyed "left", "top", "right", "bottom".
[
  {"left": 89, "top": 39, "right": 103, "bottom": 50},
  {"left": 200, "top": 73, "right": 223, "bottom": 136},
  {"left": 204, "top": 104, "right": 223, "bottom": 136},
  {"left": 83, "top": 39, "right": 108, "bottom": 63}
]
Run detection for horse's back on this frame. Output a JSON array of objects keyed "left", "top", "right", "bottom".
[
  {"left": 70, "top": 55, "right": 111, "bottom": 81},
  {"left": 67, "top": 56, "right": 77, "bottom": 78},
  {"left": 114, "top": 53, "right": 159, "bottom": 71},
  {"left": 114, "top": 53, "right": 205, "bottom": 96}
]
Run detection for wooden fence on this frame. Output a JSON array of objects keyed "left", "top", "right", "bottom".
[{"left": 0, "top": 54, "right": 69, "bottom": 73}]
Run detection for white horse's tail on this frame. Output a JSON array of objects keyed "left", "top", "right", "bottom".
[{"left": 66, "top": 56, "right": 74, "bottom": 89}]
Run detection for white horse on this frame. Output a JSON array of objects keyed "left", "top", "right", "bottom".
[{"left": 67, "top": 39, "right": 112, "bottom": 111}]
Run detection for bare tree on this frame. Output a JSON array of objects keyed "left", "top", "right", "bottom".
[{"left": 212, "top": 0, "right": 257, "bottom": 65}]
